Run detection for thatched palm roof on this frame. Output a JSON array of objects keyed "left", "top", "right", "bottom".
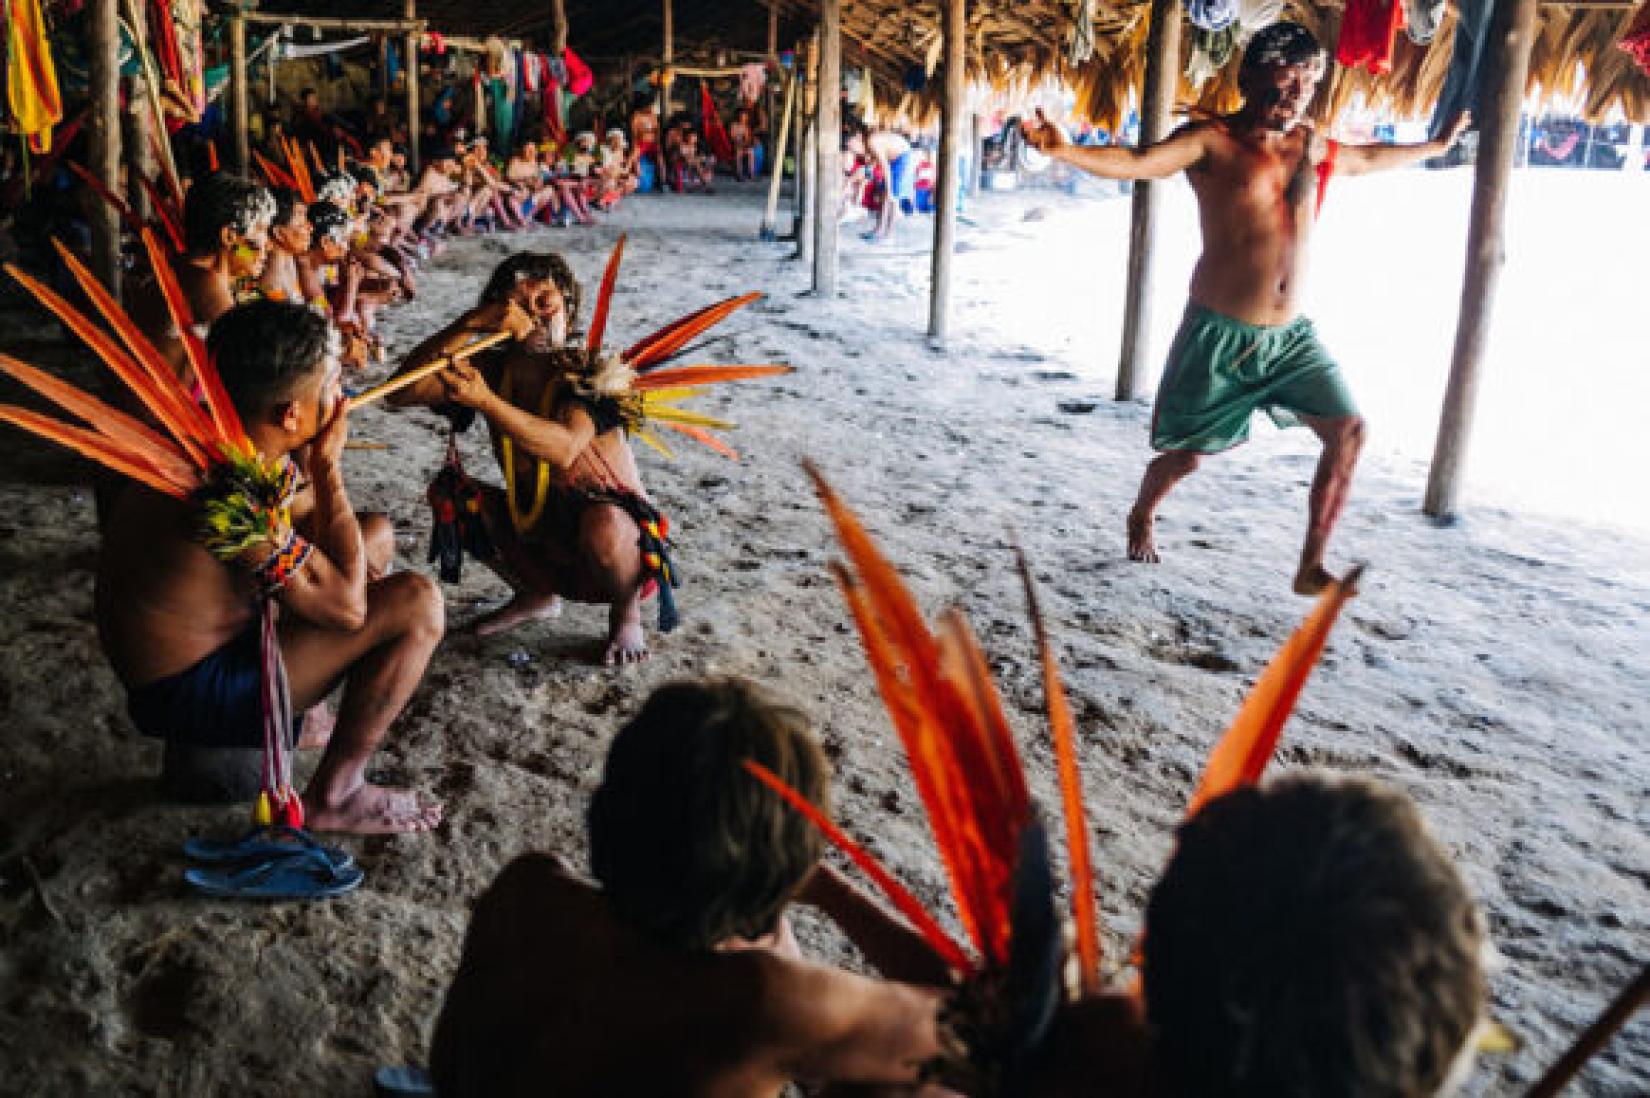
[{"left": 243, "top": 0, "right": 1650, "bottom": 123}]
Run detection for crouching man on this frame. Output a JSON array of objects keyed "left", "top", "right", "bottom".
[{"left": 97, "top": 301, "right": 445, "bottom": 834}]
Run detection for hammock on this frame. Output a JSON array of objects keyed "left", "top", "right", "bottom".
[{"left": 699, "top": 81, "right": 736, "bottom": 166}]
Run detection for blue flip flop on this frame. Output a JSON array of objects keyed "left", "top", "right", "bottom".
[
  {"left": 373, "top": 1065, "right": 435, "bottom": 1097},
  {"left": 184, "top": 847, "right": 364, "bottom": 901},
  {"left": 183, "top": 826, "right": 354, "bottom": 873}
]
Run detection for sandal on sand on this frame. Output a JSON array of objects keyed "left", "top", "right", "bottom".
[
  {"left": 184, "top": 847, "right": 363, "bottom": 901},
  {"left": 183, "top": 825, "right": 354, "bottom": 873},
  {"left": 373, "top": 1066, "right": 435, "bottom": 1097}
]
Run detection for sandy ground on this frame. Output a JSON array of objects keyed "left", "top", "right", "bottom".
[{"left": 0, "top": 178, "right": 1645, "bottom": 1096}]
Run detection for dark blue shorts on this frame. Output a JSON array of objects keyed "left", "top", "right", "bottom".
[{"left": 127, "top": 626, "right": 303, "bottom": 749}]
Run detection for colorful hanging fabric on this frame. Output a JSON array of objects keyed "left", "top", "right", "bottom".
[
  {"left": 1405, "top": 0, "right": 1446, "bottom": 45},
  {"left": 6, "top": 0, "right": 64, "bottom": 153},
  {"left": 739, "top": 62, "right": 767, "bottom": 104},
  {"left": 1186, "top": 0, "right": 1238, "bottom": 33},
  {"left": 1429, "top": 0, "right": 1492, "bottom": 139},
  {"left": 563, "top": 47, "right": 593, "bottom": 97},
  {"left": 1336, "top": 0, "right": 1404, "bottom": 75},
  {"left": 1622, "top": 0, "right": 1650, "bottom": 76}
]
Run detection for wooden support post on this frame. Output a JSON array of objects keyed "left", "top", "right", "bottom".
[
  {"left": 797, "top": 32, "right": 817, "bottom": 264},
  {"left": 760, "top": 65, "right": 797, "bottom": 239},
  {"left": 89, "top": 0, "right": 122, "bottom": 298},
  {"left": 549, "top": 0, "right": 568, "bottom": 55},
  {"left": 380, "top": 36, "right": 392, "bottom": 102},
  {"left": 405, "top": 0, "right": 421, "bottom": 173},
  {"left": 229, "top": 15, "right": 250, "bottom": 175},
  {"left": 927, "top": 0, "right": 966, "bottom": 344},
  {"left": 661, "top": 0, "right": 675, "bottom": 118},
  {"left": 1423, "top": 0, "right": 1540, "bottom": 521},
  {"left": 812, "top": 0, "right": 841, "bottom": 296},
  {"left": 1115, "top": 0, "right": 1183, "bottom": 401}
]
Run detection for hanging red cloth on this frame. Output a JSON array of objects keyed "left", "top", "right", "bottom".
[
  {"left": 1622, "top": 0, "right": 1650, "bottom": 76},
  {"left": 563, "top": 47, "right": 594, "bottom": 97},
  {"left": 1336, "top": 0, "right": 1404, "bottom": 76},
  {"left": 6, "top": 0, "right": 64, "bottom": 153},
  {"left": 699, "top": 82, "right": 736, "bottom": 165}
]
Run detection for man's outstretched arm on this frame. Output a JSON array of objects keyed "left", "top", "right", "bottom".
[
  {"left": 1024, "top": 110, "right": 1208, "bottom": 181},
  {"left": 798, "top": 861, "right": 955, "bottom": 988},
  {"left": 1337, "top": 111, "right": 1471, "bottom": 176}
]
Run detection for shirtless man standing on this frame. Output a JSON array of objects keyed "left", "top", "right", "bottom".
[
  {"left": 388, "top": 253, "right": 657, "bottom": 665},
  {"left": 1025, "top": 23, "right": 1470, "bottom": 594},
  {"left": 98, "top": 301, "right": 445, "bottom": 833}
]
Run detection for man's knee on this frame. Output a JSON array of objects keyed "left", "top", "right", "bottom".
[
  {"left": 374, "top": 571, "right": 446, "bottom": 645},
  {"left": 1160, "top": 450, "right": 1202, "bottom": 475},
  {"left": 583, "top": 507, "right": 640, "bottom": 577},
  {"left": 1330, "top": 416, "right": 1367, "bottom": 456}
]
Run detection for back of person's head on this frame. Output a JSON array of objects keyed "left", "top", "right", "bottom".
[
  {"left": 588, "top": 679, "right": 828, "bottom": 952},
  {"left": 478, "top": 251, "right": 582, "bottom": 328},
  {"left": 1144, "top": 773, "right": 1486, "bottom": 1098},
  {"left": 207, "top": 300, "right": 334, "bottom": 419},
  {"left": 183, "top": 172, "right": 275, "bottom": 258},
  {"left": 270, "top": 187, "right": 305, "bottom": 229}
]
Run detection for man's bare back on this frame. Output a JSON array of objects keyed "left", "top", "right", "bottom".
[{"left": 433, "top": 855, "right": 818, "bottom": 1097}]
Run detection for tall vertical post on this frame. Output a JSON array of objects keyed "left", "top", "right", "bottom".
[
  {"left": 549, "top": 0, "right": 568, "bottom": 55},
  {"left": 812, "top": 0, "right": 841, "bottom": 296},
  {"left": 661, "top": 0, "right": 675, "bottom": 118},
  {"left": 89, "top": 0, "right": 122, "bottom": 298},
  {"left": 404, "top": 0, "right": 421, "bottom": 172},
  {"left": 926, "top": 0, "right": 966, "bottom": 343},
  {"left": 797, "top": 31, "right": 817, "bottom": 264},
  {"left": 1423, "top": 0, "right": 1540, "bottom": 521},
  {"left": 229, "top": 14, "right": 250, "bottom": 174},
  {"left": 1115, "top": 0, "right": 1183, "bottom": 400}
]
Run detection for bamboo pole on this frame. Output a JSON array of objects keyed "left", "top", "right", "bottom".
[
  {"left": 229, "top": 15, "right": 250, "bottom": 175},
  {"left": 926, "top": 0, "right": 966, "bottom": 344},
  {"left": 661, "top": 0, "right": 675, "bottom": 118},
  {"left": 122, "top": 0, "right": 181, "bottom": 189},
  {"left": 797, "top": 31, "right": 818, "bottom": 265},
  {"left": 813, "top": 0, "right": 841, "bottom": 296},
  {"left": 1115, "top": 0, "right": 1182, "bottom": 401},
  {"left": 549, "top": 0, "right": 569, "bottom": 56},
  {"left": 241, "top": 12, "right": 423, "bottom": 33},
  {"left": 347, "top": 330, "right": 515, "bottom": 410},
  {"left": 1423, "top": 0, "right": 1540, "bottom": 521},
  {"left": 969, "top": 112, "right": 984, "bottom": 197},
  {"left": 761, "top": 66, "right": 798, "bottom": 239},
  {"left": 89, "top": 0, "right": 122, "bottom": 299},
  {"left": 1526, "top": 966, "right": 1649, "bottom": 1098},
  {"left": 405, "top": 0, "right": 421, "bottom": 173}
]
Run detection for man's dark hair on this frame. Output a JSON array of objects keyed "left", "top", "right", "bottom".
[
  {"left": 478, "top": 251, "right": 582, "bottom": 329},
  {"left": 1144, "top": 773, "right": 1486, "bottom": 1098},
  {"left": 588, "top": 679, "right": 828, "bottom": 952},
  {"left": 1238, "top": 21, "right": 1326, "bottom": 92},
  {"left": 270, "top": 187, "right": 305, "bottom": 229},
  {"left": 207, "top": 300, "right": 333, "bottom": 417},
  {"left": 183, "top": 172, "right": 275, "bottom": 257},
  {"left": 307, "top": 199, "right": 350, "bottom": 245}
]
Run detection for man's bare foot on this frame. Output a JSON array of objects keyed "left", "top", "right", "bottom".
[
  {"left": 603, "top": 596, "right": 650, "bottom": 666},
  {"left": 1292, "top": 563, "right": 1338, "bottom": 596},
  {"left": 306, "top": 783, "right": 443, "bottom": 835},
  {"left": 474, "top": 592, "right": 564, "bottom": 637},
  {"left": 297, "top": 701, "right": 336, "bottom": 750},
  {"left": 1126, "top": 510, "right": 1160, "bottom": 563}
]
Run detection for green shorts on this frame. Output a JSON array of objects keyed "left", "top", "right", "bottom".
[{"left": 1150, "top": 305, "right": 1359, "bottom": 453}]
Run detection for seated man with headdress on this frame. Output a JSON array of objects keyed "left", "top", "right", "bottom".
[
  {"left": 131, "top": 171, "right": 276, "bottom": 387},
  {"left": 429, "top": 678, "right": 960, "bottom": 1095},
  {"left": 98, "top": 300, "right": 445, "bottom": 834},
  {"left": 1028, "top": 772, "right": 1490, "bottom": 1098},
  {"left": 386, "top": 252, "right": 659, "bottom": 664}
]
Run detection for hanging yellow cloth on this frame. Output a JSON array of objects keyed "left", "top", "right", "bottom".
[{"left": 6, "top": 0, "right": 64, "bottom": 153}]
